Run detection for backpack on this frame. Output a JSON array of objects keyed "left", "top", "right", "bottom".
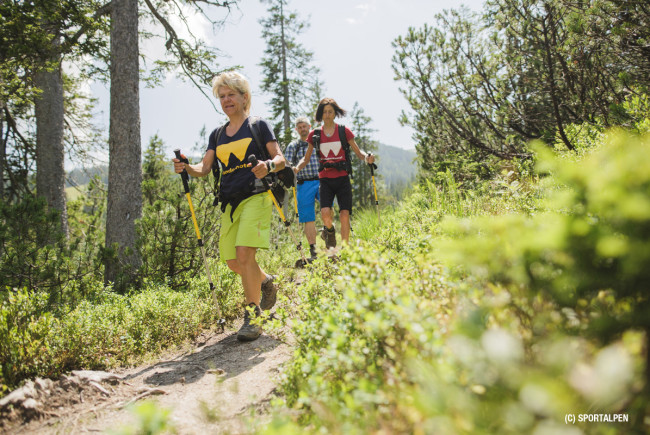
[
  {"left": 211, "top": 117, "right": 295, "bottom": 208},
  {"left": 290, "top": 140, "right": 309, "bottom": 167},
  {"left": 312, "top": 124, "right": 353, "bottom": 178}
]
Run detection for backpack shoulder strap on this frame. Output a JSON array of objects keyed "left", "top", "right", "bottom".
[
  {"left": 338, "top": 124, "right": 350, "bottom": 152},
  {"left": 338, "top": 124, "right": 353, "bottom": 177},
  {"left": 211, "top": 124, "right": 227, "bottom": 206},
  {"left": 290, "top": 140, "right": 304, "bottom": 166},
  {"left": 249, "top": 116, "right": 271, "bottom": 160},
  {"left": 312, "top": 127, "right": 322, "bottom": 152},
  {"left": 212, "top": 124, "right": 227, "bottom": 173}
]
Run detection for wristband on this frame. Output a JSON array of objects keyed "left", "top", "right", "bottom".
[{"left": 266, "top": 160, "right": 276, "bottom": 172}]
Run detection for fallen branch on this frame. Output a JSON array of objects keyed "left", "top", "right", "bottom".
[
  {"left": 118, "top": 388, "right": 167, "bottom": 409},
  {"left": 88, "top": 381, "right": 110, "bottom": 396}
]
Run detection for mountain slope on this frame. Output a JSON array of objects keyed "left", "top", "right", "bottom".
[{"left": 376, "top": 143, "right": 417, "bottom": 199}]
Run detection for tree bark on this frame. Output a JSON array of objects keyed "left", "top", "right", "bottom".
[
  {"left": 105, "top": 0, "right": 142, "bottom": 290},
  {"left": 0, "top": 97, "right": 5, "bottom": 201},
  {"left": 35, "top": 62, "right": 69, "bottom": 239},
  {"left": 280, "top": 0, "right": 290, "bottom": 140}
]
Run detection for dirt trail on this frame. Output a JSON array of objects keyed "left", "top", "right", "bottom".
[{"left": 3, "top": 324, "right": 292, "bottom": 434}]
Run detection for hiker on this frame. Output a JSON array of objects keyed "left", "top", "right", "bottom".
[
  {"left": 297, "top": 98, "right": 376, "bottom": 248},
  {"left": 284, "top": 116, "right": 320, "bottom": 261},
  {"left": 173, "top": 71, "right": 285, "bottom": 342}
]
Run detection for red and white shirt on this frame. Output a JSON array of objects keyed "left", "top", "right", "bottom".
[{"left": 307, "top": 124, "right": 355, "bottom": 179}]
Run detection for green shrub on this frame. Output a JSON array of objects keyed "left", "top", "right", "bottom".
[
  {"left": 0, "top": 277, "right": 238, "bottom": 395},
  {"left": 262, "top": 129, "right": 648, "bottom": 433},
  {"left": 0, "top": 289, "right": 57, "bottom": 394},
  {"left": 138, "top": 135, "right": 221, "bottom": 289}
]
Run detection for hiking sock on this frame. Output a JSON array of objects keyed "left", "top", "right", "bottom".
[
  {"left": 309, "top": 244, "right": 317, "bottom": 257},
  {"left": 262, "top": 273, "right": 272, "bottom": 285}
]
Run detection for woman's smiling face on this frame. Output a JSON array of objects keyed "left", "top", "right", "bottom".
[{"left": 218, "top": 86, "right": 247, "bottom": 117}]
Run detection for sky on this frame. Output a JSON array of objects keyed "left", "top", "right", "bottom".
[{"left": 90, "top": 0, "right": 486, "bottom": 163}]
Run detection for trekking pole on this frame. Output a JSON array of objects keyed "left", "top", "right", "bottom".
[
  {"left": 292, "top": 186, "right": 299, "bottom": 220},
  {"left": 174, "top": 149, "right": 225, "bottom": 331},
  {"left": 368, "top": 155, "right": 380, "bottom": 227},
  {"left": 248, "top": 155, "right": 308, "bottom": 265}
]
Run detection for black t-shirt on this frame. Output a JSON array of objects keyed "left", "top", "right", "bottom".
[{"left": 207, "top": 117, "right": 276, "bottom": 198}]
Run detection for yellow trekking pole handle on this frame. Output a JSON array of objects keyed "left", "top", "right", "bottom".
[{"left": 174, "top": 149, "right": 225, "bottom": 329}]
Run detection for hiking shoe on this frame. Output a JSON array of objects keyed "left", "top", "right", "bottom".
[
  {"left": 260, "top": 274, "right": 278, "bottom": 311},
  {"left": 295, "top": 258, "right": 306, "bottom": 268},
  {"left": 237, "top": 304, "right": 262, "bottom": 342},
  {"left": 320, "top": 226, "right": 337, "bottom": 249}
]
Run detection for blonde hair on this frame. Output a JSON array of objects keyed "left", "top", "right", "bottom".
[{"left": 211, "top": 71, "right": 251, "bottom": 113}]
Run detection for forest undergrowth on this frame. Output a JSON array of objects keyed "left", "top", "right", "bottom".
[{"left": 2, "top": 126, "right": 650, "bottom": 434}]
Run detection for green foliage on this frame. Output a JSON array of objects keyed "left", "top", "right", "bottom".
[
  {"left": 258, "top": 0, "right": 322, "bottom": 144},
  {"left": 140, "top": 0, "right": 234, "bottom": 92},
  {"left": 0, "top": 290, "right": 57, "bottom": 395},
  {"left": 0, "top": 193, "right": 105, "bottom": 305},
  {"left": 138, "top": 136, "right": 221, "bottom": 289},
  {"left": 0, "top": 132, "right": 307, "bottom": 396},
  {"left": 110, "top": 401, "right": 174, "bottom": 435},
  {"left": 393, "top": 1, "right": 649, "bottom": 183},
  {"left": 441, "top": 131, "right": 650, "bottom": 337},
  {"left": 0, "top": 0, "right": 110, "bottom": 201},
  {"left": 621, "top": 92, "right": 650, "bottom": 134},
  {"left": 0, "top": 196, "right": 66, "bottom": 290},
  {"left": 260, "top": 129, "right": 648, "bottom": 433},
  {"left": 0, "top": 278, "right": 228, "bottom": 395}
]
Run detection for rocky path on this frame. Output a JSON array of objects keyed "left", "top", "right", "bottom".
[{"left": 2, "top": 325, "right": 291, "bottom": 434}]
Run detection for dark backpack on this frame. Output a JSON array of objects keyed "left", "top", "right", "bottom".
[
  {"left": 290, "top": 140, "right": 309, "bottom": 167},
  {"left": 312, "top": 124, "right": 353, "bottom": 178},
  {"left": 211, "top": 117, "right": 295, "bottom": 207}
]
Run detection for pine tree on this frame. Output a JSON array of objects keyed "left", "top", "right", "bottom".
[
  {"left": 105, "top": 0, "right": 142, "bottom": 291},
  {"left": 259, "top": 0, "right": 322, "bottom": 145},
  {"left": 1, "top": 0, "right": 110, "bottom": 236}
]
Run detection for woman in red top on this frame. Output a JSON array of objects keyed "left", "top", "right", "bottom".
[{"left": 297, "top": 98, "right": 376, "bottom": 248}]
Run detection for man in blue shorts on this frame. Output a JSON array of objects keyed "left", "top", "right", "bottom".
[{"left": 284, "top": 117, "right": 320, "bottom": 261}]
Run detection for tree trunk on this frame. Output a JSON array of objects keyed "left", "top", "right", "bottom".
[
  {"left": 105, "top": 0, "right": 142, "bottom": 290},
  {"left": 35, "top": 62, "right": 69, "bottom": 239},
  {"left": 0, "top": 96, "right": 5, "bottom": 201},
  {"left": 279, "top": 0, "right": 290, "bottom": 142}
]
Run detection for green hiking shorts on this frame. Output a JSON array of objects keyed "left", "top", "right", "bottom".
[{"left": 219, "top": 192, "right": 272, "bottom": 261}]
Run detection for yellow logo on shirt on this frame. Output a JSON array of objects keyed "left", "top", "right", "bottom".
[{"left": 217, "top": 137, "right": 252, "bottom": 165}]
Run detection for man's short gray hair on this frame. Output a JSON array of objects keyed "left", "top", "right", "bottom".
[{"left": 295, "top": 116, "right": 311, "bottom": 126}]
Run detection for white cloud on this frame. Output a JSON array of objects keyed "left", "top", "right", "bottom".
[{"left": 355, "top": 2, "right": 377, "bottom": 14}]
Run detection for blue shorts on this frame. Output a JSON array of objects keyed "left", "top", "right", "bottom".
[{"left": 296, "top": 179, "right": 320, "bottom": 223}]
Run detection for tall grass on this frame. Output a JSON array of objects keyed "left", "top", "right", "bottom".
[{"left": 260, "top": 130, "right": 649, "bottom": 434}]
